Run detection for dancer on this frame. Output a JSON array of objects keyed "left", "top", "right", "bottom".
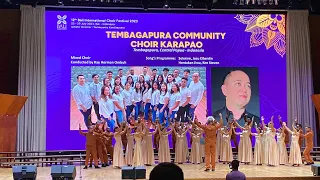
[
  {"left": 158, "top": 83, "right": 169, "bottom": 126},
  {"left": 150, "top": 82, "right": 160, "bottom": 123},
  {"left": 174, "top": 125, "right": 188, "bottom": 164},
  {"left": 195, "top": 114, "right": 223, "bottom": 171},
  {"left": 252, "top": 123, "right": 263, "bottom": 165},
  {"left": 122, "top": 82, "right": 134, "bottom": 121},
  {"left": 79, "top": 124, "right": 100, "bottom": 169},
  {"left": 113, "top": 125, "right": 128, "bottom": 168},
  {"left": 278, "top": 115, "right": 290, "bottom": 146},
  {"left": 303, "top": 125, "right": 314, "bottom": 165},
  {"left": 215, "top": 127, "right": 223, "bottom": 162},
  {"left": 189, "top": 125, "right": 202, "bottom": 164},
  {"left": 132, "top": 82, "right": 143, "bottom": 121},
  {"left": 234, "top": 118, "right": 253, "bottom": 164},
  {"left": 104, "top": 127, "right": 114, "bottom": 163},
  {"left": 277, "top": 127, "right": 288, "bottom": 165},
  {"left": 220, "top": 125, "right": 233, "bottom": 164},
  {"left": 93, "top": 123, "right": 107, "bottom": 167},
  {"left": 158, "top": 122, "right": 174, "bottom": 163},
  {"left": 125, "top": 127, "right": 134, "bottom": 166},
  {"left": 142, "top": 122, "right": 157, "bottom": 166},
  {"left": 284, "top": 121, "right": 302, "bottom": 166},
  {"left": 132, "top": 124, "right": 145, "bottom": 166},
  {"left": 99, "top": 86, "right": 116, "bottom": 133},
  {"left": 142, "top": 81, "right": 152, "bottom": 121},
  {"left": 262, "top": 116, "right": 279, "bottom": 166},
  {"left": 121, "top": 123, "right": 128, "bottom": 151}
]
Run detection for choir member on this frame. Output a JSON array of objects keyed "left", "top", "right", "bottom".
[
  {"left": 262, "top": 116, "right": 279, "bottom": 166},
  {"left": 277, "top": 127, "right": 288, "bottom": 165},
  {"left": 189, "top": 125, "right": 202, "bottom": 164},
  {"left": 278, "top": 115, "right": 290, "bottom": 146},
  {"left": 150, "top": 82, "right": 160, "bottom": 123},
  {"left": 126, "top": 76, "right": 135, "bottom": 91},
  {"left": 215, "top": 127, "right": 223, "bottom": 162},
  {"left": 158, "top": 123, "right": 174, "bottom": 163},
  {"left": 113, "top": 85, "right": 126, "bottom": 124},
  {"left": 72, "top": 75, "right": 93, "bottom": 127},
  {"left": 104, "top": 127, "right": 114, "bottom": 163},
  {"left": 195, "top": 114, "right": 223, "bottom": 172},
  {"left": 284, "top": 121, "right": 302, "bottom": 166},
  {"left": 122, "top": 82, "right": 134, "bottom": 121},
  {"left": 252, "top": 123, "right": 263, "bottom": 165},
  {"left": 166, "top": 74, "right": 174, "bottom": 91},
  {"left": 177, "top": 78, "right": 191, "bottom": 122},
  {"left": 133, "top": 82, "right": 143, "bottom": 121},
  {"left": 125, "top": 127, "right": 134, "bottom": 166},
  {"left": 168, "top": 83, "right": 181, "bottom": 121},
  {"left": 138, "top": 75, "right": 146, "bottom": 90},
  {"left": 303, "top": 126, "right": 314, "bottom": 165},
  {"left": 132, "top": 124, "right": 145, "bottom": 166},
  {"left": 114, "top": 76, "right": 124, "bottom": 92},
  {"left": 129, "top": 68, "right": 138, "bottom": 83},
  {"left": 101, "top": 122, "right": 111, "bottom": 166},
  {"left": 106, "top": 71, "right": 115, "bottom": 85},
  {"left": 121, "top": 123, "right": 128, "bottom": 151},
  {"left": 93, "top": 123, "right": 107, "bottom": 167},
  {"left": 156, "top": 74, "right": 165, "bottom": 85},
  {"left": 158, "top": 83, "right": 169, "bottom": 126},
  {"left": 183, "top": 69, "right": 192, "bottom": 87},
  {"left": 79, "top": 124, "right": 100, "bottom": 169},
  {"left": 141, "top": 67, "right": 151, "bottom": 81},
  {"left": 234, "top": 118, "right": 253, "bottom": 165},
  {"left": 220, "top": 125, "right": 233, "bottom": 164},
  {"left": 90, "top": 74, "right": 103, "bottom": 121},
  {"left": 171, "top": 122, "right": 180, "bottom": 152},
  {"left": 99, "top": 86, "right": 116, "bottom": 131},
  {"left": 173, "top": 69, "right": 182, "bottom": 84},
  {"left": 142, "top": 122, "right": 157, "bottom": 166},
  {"left": 162, "top": 68, "right": 169, "bottom": 83},
  {"left": 117, "top": 68, "right": 127, "bottom": 86},
  {"left": 103, "top": 78, "right": 113, "bottom": 94},
  {"left": 142, "top": 81, "right": 152, "bottom": 121},
  {"left": 112, "top": 125, "right": 128, "bottom": 168},
  {"left": 189, "top": 73, "right": 205, "bottom": 120}
]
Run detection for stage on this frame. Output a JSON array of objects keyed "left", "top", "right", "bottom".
[{"left": 0, "top": 163, "right": 318, "bottom": 180}]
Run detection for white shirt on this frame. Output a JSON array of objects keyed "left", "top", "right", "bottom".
[
  {"left": 179, "top": 87, "right": 191, "bottom": 106},
  {"left": 121, "top": 89, "right": 133, "bottom": 106},
  {"left": 189, "top": 81, "right": 205, "bottom": 106},
  {"left": 151, "top": 89, "right": 160, "bottom": 106},
  {"left": 99, "top": 97, "right": 115, "bottom": 118},
  {"left": 175, "top": 76, "right": 182, "bottom": 84},
  {"left": 89, "top": 82, "right": 103, "bottom": 101},
  {"left": 132, "top": 90, "right": 142, "bottom": 102},
  {"left": 142, "top": 88, "right": 152, "bottom": 103},
  {"left": 118, "top": 75, "right": 127, "bottom": 86},
  {"left": 163, "top": 74, "right": 168, "bottom": 83},
  {"left": 168, "top": 92, "right": 181, "bottom": 111},
  {"left": 159, "top": 91, "right": 169, "bottom": 104},
  {"left": 72, "top": 84, "right": 93, "bottom": 110},
  {"left": 112, "top": 93, "right": 125, "bottom": 111},
  {"left": 129, "top": 74, "right": 138, "bottom": 83},
  {"left": 107, "top": 78, "right": 115, "bottom": 86},
  {"left": 141, "top": 74, "right": 150, "bottom": 81},
  {"left": 167, "top": 82, "right": 174, "bottom": 91}
]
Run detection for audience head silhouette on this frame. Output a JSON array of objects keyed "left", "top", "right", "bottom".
[{"left": 149, "top": 162, "right": 184, "bottom": 180}]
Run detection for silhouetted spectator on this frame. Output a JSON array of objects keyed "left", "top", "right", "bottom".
[{"left": 149, "top": 162, "right": 184, "bottom": 180}]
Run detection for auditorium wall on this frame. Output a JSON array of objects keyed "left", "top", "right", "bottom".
[{"left": 0, "top": 9, "right": 20, "bottom": 95}]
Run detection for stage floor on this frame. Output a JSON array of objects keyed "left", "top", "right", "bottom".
[{"left": 0, "top": 163, "right": 316, "bottom": 180}]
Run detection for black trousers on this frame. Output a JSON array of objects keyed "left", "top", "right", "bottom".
[
  {"left": 176, "top": 104, "right": 190, "bottom": 122},
  {"left": 93, "top": 102, "right": 101, "bottom": 120}
]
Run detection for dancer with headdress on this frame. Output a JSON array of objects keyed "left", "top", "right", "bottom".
[
  {"left": 195, "top": 114, "right": 223, "bottom": 172},
  {"left": 262, "top": 116, "right": 279, "bottom": 166},
  {"left": 252, "top": 122, "right": 263, "bottom": 165},
  {"left": 277, "top": 126, "right": 288, "bottom": 165},
  {"left": 158, "top": 122, "right": 174, "bottom": 163},
  {"left": 125, "top": 126, "right": 134, "bottom": 166},
  {"left": 284, "top": 120, "right": 302, "bottom": 166},
  {"left": 174, "top": 124, "right": 188, "bottom": 164},
  {"left": 112, "top": 125, "right": 128, "bottom": 168},
  {"left": 142, "top": 122, "right": 158, "bottom": 166},
  {"left": 220, "top": 124, "right": 233, "bottom": 164},
  {"left": 189, "top": 124, "right": 202, "bottom": 164},
  {"left": 234, "top": 118, "right": 253, "bottom": 165},
  {"left": 132, "top": 123, "right": 146, "bottom": 166}
]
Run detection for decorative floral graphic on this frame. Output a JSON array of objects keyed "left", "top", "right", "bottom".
[{"left": 235, "top": 14, "right": 286, "bottom": 57}]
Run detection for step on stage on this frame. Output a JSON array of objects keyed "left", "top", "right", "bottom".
[{"left": 0, "top": 163, "right": 318, "bottom": 180}]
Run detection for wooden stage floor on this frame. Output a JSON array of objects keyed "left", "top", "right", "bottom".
[{"left": 0, "top": 163, "right": 318, "bottom": 180}]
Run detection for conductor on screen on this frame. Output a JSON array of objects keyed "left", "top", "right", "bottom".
[{"left": 213, "top": 70, "right": 260, "bottom": 127}]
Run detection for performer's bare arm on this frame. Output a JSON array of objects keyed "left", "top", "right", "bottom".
[
  {"left": 194, "top": 115, "right": 206, "bottom": 130},
  {"left": 79, "top": 124, "right": 87, "bottom": 136}
]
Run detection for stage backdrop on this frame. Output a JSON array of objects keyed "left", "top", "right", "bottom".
[{"left": 46, "top": 11, "right": 286, "bottom": 150}]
